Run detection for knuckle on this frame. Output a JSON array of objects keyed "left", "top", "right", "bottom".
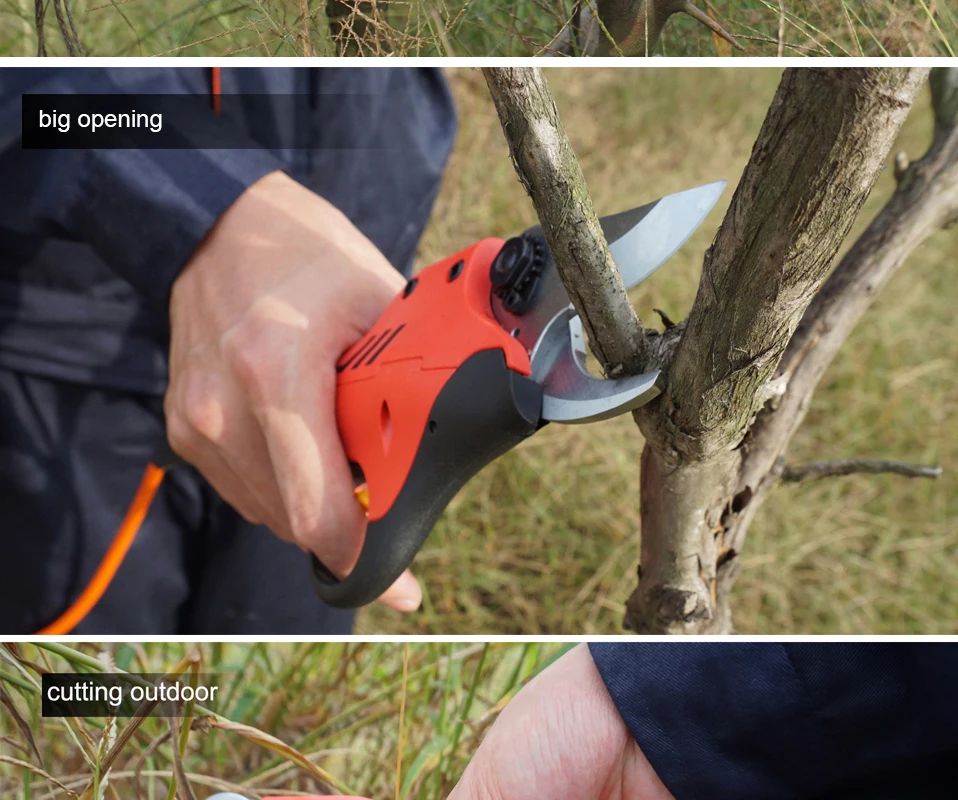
[
  {"left": 182, "top": 388, "right": 225, "bottom": 443},
  {"left": 288, "top": 490, "right": 364, "bottom": 575},
  {"left": 170, "top": 367, "right": 227, "bottom": 445}
]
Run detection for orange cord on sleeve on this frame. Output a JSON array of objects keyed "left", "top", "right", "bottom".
[
  {"left": 34, "top": 70, "right": 224, "bottom": 635},
  {"left": 36, "top": 464, "right": 167, "bottom": 635}
]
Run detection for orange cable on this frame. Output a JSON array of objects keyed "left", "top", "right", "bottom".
[
  {"left": 33, "top": 70, "right": 371, "bottom": 633},
  {"left": 34, "top": 69, "right": 224, "bottom": 636},
  {"left": 36, "top": 464, "right": 166, "bottom": 635}
]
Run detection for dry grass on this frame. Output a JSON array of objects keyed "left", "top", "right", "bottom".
[
  {"left": 353, "top": 68, "right": 958, "bottom": 635},
  {"left": 0, "top": 641, "right": 567, "bottom": 799},
  {"left": 0, "top": 0, "right": 955, "bottom": 57}
]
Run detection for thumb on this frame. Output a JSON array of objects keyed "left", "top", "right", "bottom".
[{"left": 447, "top": 759, "right": 502, "bottom": 800}]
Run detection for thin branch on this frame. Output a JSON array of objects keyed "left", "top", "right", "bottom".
[
  {"left": 168, "top": 708, "right": 199, "bottom": 800},
  {"left": 326, "top": 1, "right": 392, "bottom": 55},
  {"left": 34, "top": 0, "right": 46, "bottom": 56},
  {"left": 62, "top": 0, "right": 83, "bottom": 55},
  {"left": 133, "top": 731, "right": 172, "bottom": 800},
  {"left": 482, "top": 66, "right": 646, "bottom": 376},
  {"left": 299, "top": 0, "right": 313, "bottom": 56},
  {"left": 51, "top": 0, "right": 82, "bottom": 55},
  {"left": 782, "top": 458, "right": 942, "bottom": 483},
  {"left": 677, "top": 0, "right": 742, "bottom": 50},
  {"left": 653, "top": 308, "right": 676, "bottom": 329}
]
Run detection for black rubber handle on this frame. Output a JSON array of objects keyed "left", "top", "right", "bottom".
[
  {"left": 310, "top": 349, "right": 543, "bottom": 609},
  {"left": 152, "top": 437, "right": 187, "bottom": 470}
]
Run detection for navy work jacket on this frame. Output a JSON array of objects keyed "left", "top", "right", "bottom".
[
  {"left": 0, "top": 67, "right": 456, "bottom": 394},
  {"left": 591, "top": 643, "right": 958, "bottom": 800}
]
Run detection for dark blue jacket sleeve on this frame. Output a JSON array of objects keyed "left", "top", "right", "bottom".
[
  {"left": 590, "top": 642, "right": 958, "bottom": 800},
  {"left": 0, "top": 68, "right": 283, "bottom": 311}
]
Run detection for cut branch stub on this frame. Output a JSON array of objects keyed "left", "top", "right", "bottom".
[{"left": 482, "top": 67, "right": 646, "bottom": 377}]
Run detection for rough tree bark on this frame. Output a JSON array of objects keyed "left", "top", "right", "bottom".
[
  {"left": 549, "top": 0, "right": 741, "bottom": 56},
  {"left": 484, "top": 66, "right": 947, "bottom": 634},
  {"left": 703, "top": 66, "right": 958, "bottom": 632}
]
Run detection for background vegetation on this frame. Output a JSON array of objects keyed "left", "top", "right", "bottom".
[
  {"left": 0, "top": 641, "right": 566, "bottom": 799},
  {"left": 0, "top": 0, "right": 955, "bottom": 57},
  {"left": 357, "top": 68, "right": 957, "bottom": 635}
]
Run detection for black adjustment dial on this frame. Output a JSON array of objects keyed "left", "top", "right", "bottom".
[{"left": 490, "top": 233, "right": 546, "bottom": 315}]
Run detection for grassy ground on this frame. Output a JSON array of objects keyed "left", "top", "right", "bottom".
[
  {"left": 1, "top": 0, "right": 955, "bottom": 56},
  {"left": 356, "top": 68, "right": 958, "bottom": 635},
  {"left": 0, "top": 641, "right": 567, "bottom": 799}
]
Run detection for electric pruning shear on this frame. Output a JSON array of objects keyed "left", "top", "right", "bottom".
[{"left": 311, "top": 180, "right": 727, "bottom": 609}]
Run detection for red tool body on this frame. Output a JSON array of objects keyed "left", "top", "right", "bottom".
[
  {"left": 312, "top": 237, "right": 545, "bottom": 608},
  {"left": 335, "top": 238, "right": 530, "bottom": 520}
]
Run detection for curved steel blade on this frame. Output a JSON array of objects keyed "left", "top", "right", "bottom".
[
  {"left": 492, "top": 181, "right": 727, "bottom": 364},
  {"left": 533, "top": 308, "right": 663, "bottom": 424},
  {"left": 605, "top": 180, "right": 727, "bottom": 289}
]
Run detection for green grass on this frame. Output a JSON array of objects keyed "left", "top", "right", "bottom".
[
  {"left": 1, "top": 0, "right": 955, "bottom": 56},
  {"left": 355, "top": 68, "right": 958, "bottom": 635},
  {"left": 0, "top": 641, "right": 569, "bottom": 799}
]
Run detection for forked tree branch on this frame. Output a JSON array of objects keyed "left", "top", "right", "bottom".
[
  {"left": 482, "top": 65, "right": 946, "bottom": 634},
  {"left": 551, "top": 0, "right": 741, "bottom": 56},
  {"left": 661, "top": 68, "right": 930, "bottom": 461},
  {"left": 697, "top": 68, "right": 955, "bottom": 631}
]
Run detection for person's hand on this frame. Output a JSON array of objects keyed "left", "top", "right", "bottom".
[
  {"left": 449, "top": 644, "right": 674, "bottom": 800},
  {"left": 164, "top": 170, "right": 421, "bottom": 612}
]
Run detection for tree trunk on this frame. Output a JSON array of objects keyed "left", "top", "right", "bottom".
[
  {"left": 484, "top": 66, "right": 947, "bottom": 635},
  {"left": 703, "top": 67, "right": 958, "bottom": 631},
  {"left": 629, "top": 68, "right": 929, "bottom": 633}
]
